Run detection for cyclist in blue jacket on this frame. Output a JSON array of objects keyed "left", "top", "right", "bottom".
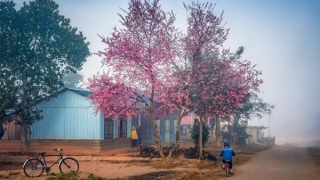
[{"left": 219, "top": 139, "right": 236, "bottom": 174}]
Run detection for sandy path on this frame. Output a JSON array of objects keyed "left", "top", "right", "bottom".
[{"left": 228, "top": 146, "right": 320, "bottom": 180}]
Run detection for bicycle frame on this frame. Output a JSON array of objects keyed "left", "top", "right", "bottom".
[
  {"left": 27, "top": 150, "right": 65, "bottom": 170},
  {"left": 223, "top": 160, "right": 231, "bottom": 175},
  {"left": 38, "top": 153, "right": 63, "bottom": 168},
  {"left": 225, "top": 163, "right": 230, "bottom": 172}
]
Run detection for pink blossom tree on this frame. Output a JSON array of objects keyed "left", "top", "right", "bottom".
[
  {"left": 181, "top": 2, "right": 262, "bottom": 156},
  {"left": 162, "top": 1, "right": 233, "bottom": 158},
  {"left": 88, "top": 0, "right": 183, "bottom": 160},
  {"left": 163, "top": 0, "right": 262, "bottom": 156}
]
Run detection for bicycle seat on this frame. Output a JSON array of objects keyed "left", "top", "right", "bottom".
[
  {"left": 39, "top": 152, "right": 46, "bottom": 156},
  {"left": 224, "top": 160, "right": 231, "bottom": 162}
]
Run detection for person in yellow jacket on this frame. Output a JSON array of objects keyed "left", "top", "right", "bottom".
[{"left": 131, "top": 126, "right": 139, "bottom": 148}]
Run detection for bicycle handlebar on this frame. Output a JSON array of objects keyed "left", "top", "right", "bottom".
[{"left": 53, "top": 148, "right": 63, "bottom": 152}]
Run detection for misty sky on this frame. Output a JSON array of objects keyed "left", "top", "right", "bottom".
[{"left": 14, "top": 0, "right": 320, "bottom": 142}]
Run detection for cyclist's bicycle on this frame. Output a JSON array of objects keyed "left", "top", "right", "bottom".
[
  {"left": 23, "top": 148, "right": 79, "bottom": 178},
  {"left": 223, "top": 160, "right": 233, "bottom": 175}
]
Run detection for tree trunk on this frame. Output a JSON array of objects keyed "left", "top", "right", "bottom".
[
  {"left": 21, "top": 123, "right": 30, "bottom": 152},
  {"left": 231, "top": 122, "right": 235, "bottom": 145},
  {"left": 215, "top": 117, "right": 218, "bottom": 146},
  {"left": 227, "top": 118, "right": 230, "bottom": 135},
  {"left": 148, "top": 103, "right": 165, "bottom": 160},
  {"left": 199, "top": 114, "right": 203, "bottom": 160},
  {"left": 232, "top": 117, "right": 240, "bottom": 145},
  {"left": 227, "top": 117, "right": 231, "bottom": 141},
  {"left": 21, "top": 74, "right": 31, "bottom": 153},
  {"left": 215, "top": 117, "right": 221, "bottom": 148},
  {"left": 168, "top": 108, "right": 185, "bottom": 158}
]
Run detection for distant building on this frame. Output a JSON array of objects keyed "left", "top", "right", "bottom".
[{"left": 246, "top": 126, "right": 267, "bottom": 144}]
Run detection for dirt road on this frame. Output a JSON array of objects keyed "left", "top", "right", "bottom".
[{"left": 228, "top": 146, "right": 320, "bottom": 180}]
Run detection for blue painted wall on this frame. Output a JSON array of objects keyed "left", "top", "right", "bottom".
[
  {"left": 127, "top": 119, "right": 131, "bottom": 138},
  {"left": 113, "top": 118, "right": 117, "bottom": 139},
  {"left": 30, "top": 89, "right": 103, "bottom": 140}
]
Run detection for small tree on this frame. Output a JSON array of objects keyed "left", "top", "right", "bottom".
[
  {"left": 190, "top": 118, "right": 210, "bottom": 148},
  {"left": 234, "top": 119, "right": 249, "bottom": 145}
]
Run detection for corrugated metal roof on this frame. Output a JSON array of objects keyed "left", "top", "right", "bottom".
[
  {"left": 6, "top": 87, "right": 92, "bottom": 115},
  {"left": 67, "top": 88, "right": 92, "bottom": 97}
]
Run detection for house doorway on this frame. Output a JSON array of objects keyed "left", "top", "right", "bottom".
[
  {"left": 104, "top": 117, "right": 113, "bottom": 139},
  {"left": 119, "top": 117, "right": 127, "bottom": 138}
]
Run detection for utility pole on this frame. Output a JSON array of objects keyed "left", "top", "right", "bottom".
[
  {"left": 268, "top": 113, "right": 270, "bottom": 137},
  {"left": 318, "top": 120, "right": 320, "bottom": 136},
  {"left": 318, "top": 121, "right": 320, "bottom": 139}
]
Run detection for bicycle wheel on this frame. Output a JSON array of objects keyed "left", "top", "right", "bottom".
[
  {"left": 23, "top": 158, "right": 45, "bottom": 177},
  {"left": 59, "top": 157, "right": 79, "bottom": 174},
  {"left": 225, "top": 165, "right": 229, "bottom": 174}
]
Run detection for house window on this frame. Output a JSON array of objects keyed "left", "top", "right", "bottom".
[
  {"left": 104, "top": 118, "right": 113, "bottom": 139},
  {"left": 132, "top": 117, "right": 139, "bottom": 129},
  {"left": 119, "top": 117, "right": 127, "bottom": 138}
]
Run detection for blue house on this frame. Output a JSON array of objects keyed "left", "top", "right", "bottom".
[
  {"left": 2, "top": 87, "right": 180, "bottom": 154},
  {"left": 30, "top": 87, "right": 140, "bottom": 141},
  {"left": 24, "top": 87, "right": 178, "bottom": 152}
]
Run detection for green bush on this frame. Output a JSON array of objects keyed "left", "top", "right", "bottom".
[
  {"left": 190, "top": 118, "right": 210, "bottom": 148},
  {"left": 234, "top": 120, "right": 249, "bottom": 145}
]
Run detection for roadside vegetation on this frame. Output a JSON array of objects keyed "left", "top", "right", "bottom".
[{"left": 308, "top": 146, "right": 320, "bottom": 165}]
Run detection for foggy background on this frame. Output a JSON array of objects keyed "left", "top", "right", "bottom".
[{"left": 14, "top": 0, "right": 320, "bottom": 146}]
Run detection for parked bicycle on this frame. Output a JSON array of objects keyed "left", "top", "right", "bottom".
[{"left": 23, "top": 148, "right": 79, "bottom": 178}]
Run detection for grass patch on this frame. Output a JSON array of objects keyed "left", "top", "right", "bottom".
[
  {"left": 47, "top": 172, "right": 124, "bottom": 180},
  {"left": 129, "top": 171, "right": 175, "bottom": 180},
  {"left": 85, "top": 173, "right": 124, "bottom": 180},
  {"left": 149, "top": 159, "right": 183, "bottom": 169},
  {"left": 47, "top": 172, "right": 79, "bottom": 180},
  {"left": 174, "top": 171, "right": 202, "bottom": 180},
  {"left": 179, "top": 171, "right": 224, "bottom": 180},
  {"left": 308, "top": 146, "right": 320, "bottom": 165},
  {"left": 130, "top": 170, "right": 223, "bottom": 180},
  {"left": 194, "top": 160, "right": 216, "bottom": 170}
]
